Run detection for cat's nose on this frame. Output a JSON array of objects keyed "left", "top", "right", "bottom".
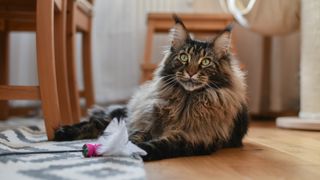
[{"left": 186, "top": 70, "right": 197, "bottom": 77}]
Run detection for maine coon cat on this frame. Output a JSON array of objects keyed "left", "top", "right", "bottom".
[{"left": 54, "top": 15, "right": 249, "bottom": 161}]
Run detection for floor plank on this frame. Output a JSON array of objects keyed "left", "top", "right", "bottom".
[{"left": 144, "top": 121, "right": 320, "bottom": 180}]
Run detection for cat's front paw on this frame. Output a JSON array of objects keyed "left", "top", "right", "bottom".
[
  {"left": 53, "top": 126, "right": 79, "bottom": 141},
  {"left": 138, "top": 142, "right": 161, "bottom": 161}
]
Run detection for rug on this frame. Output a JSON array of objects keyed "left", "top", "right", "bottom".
[{"left": 0, "top": 118, "right": 146, "bottom": 180}]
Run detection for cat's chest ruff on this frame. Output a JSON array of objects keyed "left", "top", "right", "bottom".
[
  {"left": 155, "top": 92, "right": 234, "bottom": 143},
  {"left": 158, "top": 92, "right": 214, "bottom": 119}
]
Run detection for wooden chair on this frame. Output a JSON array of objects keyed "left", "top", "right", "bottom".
[
  {"left": 0, "top": 0, "right": 70, "bottom": 140},
  {"left": 0, "top": 0, "right": 96, "bottom": 124},
  {"left": 141, "top": 13, "right": 235, "bottom": 82},
  {"left": 66, "top": 0, "right": 95, "bottom": 122}
]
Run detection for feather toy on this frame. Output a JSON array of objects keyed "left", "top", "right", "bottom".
[{"left": 82, "top": 118, "right": 147, "bottom": 158}]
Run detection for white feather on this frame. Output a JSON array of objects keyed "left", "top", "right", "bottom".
[{"left": 95, "top": 118, "right": 147, "bottom": 157}]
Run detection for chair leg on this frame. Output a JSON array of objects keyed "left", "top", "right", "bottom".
[
  {"left": 66, "top": 0, "right": 81, "bottom": 123},
  {"left": 36, "top": 0, "right": 61, "bottom": 140},
  {"left": 140, "top": 23, "right": 154, "bottom": 83},
  {"left": 259, "top": 36, "right": 272, "bottom": 114},
  {"left": 82, "top": 30, "right": 95, "bottom": 110},
  {"left": 0, "top": 31, "right": 9, "bottom": 120},
  {"left": 54, "top": 0, "right": 73, "bottom": 125}
]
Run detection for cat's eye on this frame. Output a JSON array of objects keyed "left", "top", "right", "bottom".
[
  {"left": 179, "top": 53, "right": 189, "bottom": 64},
  {"left": 201, "top": 58, "right": 211, "bottom": 67}
]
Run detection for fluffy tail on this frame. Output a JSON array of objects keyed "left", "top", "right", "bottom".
[{"left": 54, "top": 105, "right": 128, "bottom": 141}]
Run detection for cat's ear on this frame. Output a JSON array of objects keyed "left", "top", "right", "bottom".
[
  {"left": 169, "top": 14, "right": 190, "bottom": 50},
  {"left": 212, "top": 25, "right": 232, "bottom": 57}
]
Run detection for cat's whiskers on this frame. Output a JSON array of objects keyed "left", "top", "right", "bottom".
[
  {"left": 206, "top": 82, "right": 219, "bottom": 89},
  {"left": 158, "top": 75, "right": 177, "bottom": 92},
  {"left": 158, "top": 75, "right": 176, "bottom": 84},
  {"left": 161, "top": 79, "right": 177, "bottom": 92},
  {"left": 159, "top": 74, "right": 175, "bottom": 79}
]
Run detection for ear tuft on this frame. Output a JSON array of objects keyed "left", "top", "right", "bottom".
[
  {"left": 173, "top": 14, "right": 184, "bottom": 25},
  {"left": 213, "top": 26, "right": 232, "bottom": 57},
  {"left": 169, "top": 14, "right": 189, "bottom": 50}
]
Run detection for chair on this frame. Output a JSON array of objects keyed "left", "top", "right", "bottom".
[
  {"left": 0, "top": 0, "right": 70, "bottom": 140},
  {"left": 66, "top": 0, "right": 95, "bottom": 122},
  {"left": 140, "top": 13, "right": 235, "bottom": 82},
  {"left": 0, "top": 0, "right": 96, "bottom": 125}
]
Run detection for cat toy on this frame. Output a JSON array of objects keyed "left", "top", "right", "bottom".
[
  {"left": 81, "top": 119, "right": 146, "bottom": 158},
  {"left": 0, "top": 119, "right": 146, "bottom": 158},
  {"left": 82, "top": 143, "right": 101, "bottom": 157}
]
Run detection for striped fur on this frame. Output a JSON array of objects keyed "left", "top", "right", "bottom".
[{"left": 54, "top": 15, "right": 249, "bottom": 161}]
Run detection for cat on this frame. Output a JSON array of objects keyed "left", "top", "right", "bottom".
[{"left": 54, "top": 15, "right": 249, "bottom": 161}]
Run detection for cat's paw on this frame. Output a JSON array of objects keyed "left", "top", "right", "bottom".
[
  {"left": 53, "top": 126, "right": 79, "bottom": 141},
  {"left": 138, "top": 142, "right": 160, "bottom": 161}
]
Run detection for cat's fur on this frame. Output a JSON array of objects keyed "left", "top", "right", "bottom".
[{"left": 54, "top": 15, "right": 249, "bottom": 161}]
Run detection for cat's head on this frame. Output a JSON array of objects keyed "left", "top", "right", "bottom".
[{"left": 159, "top": 15, "right": 234, "bottom": 92}]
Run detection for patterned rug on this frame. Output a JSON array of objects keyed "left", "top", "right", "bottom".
[{"left": 0, "top": 118, "right": 146, "bottom": 180}]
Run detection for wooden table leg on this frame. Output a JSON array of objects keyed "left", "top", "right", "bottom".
[
  {"left": 36, "top": 0, "right": 61, "bottom": 140},
  {"left": 0, "top": 31, "right": 9, "bottom": 120}
]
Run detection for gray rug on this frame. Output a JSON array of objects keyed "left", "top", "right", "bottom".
[{"left": 0, "top": 118, "right": 146, "bottom": 180}]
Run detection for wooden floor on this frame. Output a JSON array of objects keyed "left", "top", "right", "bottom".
[{"left": 145, "top": 121, "right": 320, "bottom": 180}]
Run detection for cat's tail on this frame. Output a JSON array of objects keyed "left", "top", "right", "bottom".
[
  {"left": 88, "top": 105, "right": 128, "bottom": 124},
  {"left": 104, "top": 105, "right": 127, "bottom": 120},
  {"left": 54, "top": 105, "right": 127, "bottom": 141}
]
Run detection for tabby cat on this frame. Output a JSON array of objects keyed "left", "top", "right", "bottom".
[{"left": 54, "top": 15, "right": 249, "bottom": 161}]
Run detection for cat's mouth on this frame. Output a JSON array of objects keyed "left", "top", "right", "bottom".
[
  {"left": 177, "top": 77, "right": 204, "bottom": 91},
  {"left": 180, "top": 78, "right": 198, "bottom": 83}
]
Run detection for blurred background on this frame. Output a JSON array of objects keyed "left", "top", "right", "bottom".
[
  {"left": 8, "top": 0, "right": 300, "bottom": 116},
  {"left": 2, "top": 1, "right": 320, "bottom": 178}
]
